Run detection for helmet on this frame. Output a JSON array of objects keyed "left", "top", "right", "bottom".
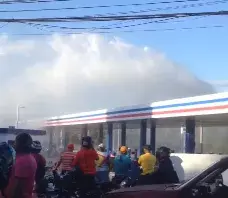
[
  {"left": 98, "top": 143, "right": 104, "bottom": 149},
  {"left": 67, "top": 144, "right": 74, "bottom": 150},
  {"left": 120, "top": 146, "right": 127, "bottom": 154},
  {"left": 81, "top": 136, "right": 92, "bottom": 148},
  {"left": 156, "top": 146, "right": 171, "bottom": 159},
  {"left": 98, "top": 143, "right": 106, "bottom": 152},
  {"left": 31, "top": 141, "right": 42, "bottom": 153},
  {"left": 15, "top": 133, "right": 33, "bottom": 153}
]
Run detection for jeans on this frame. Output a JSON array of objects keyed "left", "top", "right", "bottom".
[{"left": 95, "top": 171, "right": 110, "bottom": 183}]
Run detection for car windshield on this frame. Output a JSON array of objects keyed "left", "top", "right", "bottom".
[{"left": 176, "top": 159, "right": 223, "bottom": 190}]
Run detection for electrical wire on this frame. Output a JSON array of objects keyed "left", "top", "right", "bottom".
[
  {"left": 23, "top": 15, "right": 205, "bottom": 37},
  {"left": 0, "top": 10, "right": 226, "bottom": 23},
  {"left": 24, "top": 17, "right": 177, "bottom": 31},
  {"left": 101, "top": 0, "right": 228, "bottom": 16},
  {"left": 0, "top": 22, "right": 9, "bottom": 28},
  {"left": 0, "top": 0, "right": 73, "bottom": 4},
  {"left": 1, "top": 0, "right": 226, "bottom": 17},
  {"left": 29, "top": 0, "right": 219, "bottom": 32},
  {"left": 25, "top": 0, "right": 222, "bottom": 32},
  {"left": 1, "top": 24, "right": 225, "bottom": 36},
  {"left": 0, "top": 0, "right": 217, "bottom": 7},
  {"left": 26, "top": 16, "right": 198, "bottom": 31},
  {"left": 86, "top": 0, "right": 217, "bottom": 31}
]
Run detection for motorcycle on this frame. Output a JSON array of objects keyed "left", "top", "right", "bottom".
[
  {"left": 119, "top": 176, "right": 138, "bottom": 188},
  {"left": 111, "top": 175, "right": 138, "bottom": 189},
  {"left": 34, "top": 169, "right": 78, "bottom": 198},
  {"left": 47, "top": 169, "right": 102, "bottom": 198},
  {"left": 34, "top": 170, "right": 56, "bottom": 198},
  {"left": 49, "top": 170, "right": 79, "bottom": 198}
]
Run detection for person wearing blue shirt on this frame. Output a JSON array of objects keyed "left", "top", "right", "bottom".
[{"left": 113, "top": 146, "right": 131, "bottom": 177}]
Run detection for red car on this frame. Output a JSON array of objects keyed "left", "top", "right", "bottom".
[{"left": 106, "top": 157, "right": 228, "bottom": 198}]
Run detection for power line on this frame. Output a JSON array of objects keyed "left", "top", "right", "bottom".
[
  {"left": 0, "top": 0, "right": 222, "bottom": 13},
  {"left": 1, "top": 24, "right": 225, "bottom": 36},
  {"left": 0, "top": 22, "right": 8, "bottom": 28},
  {"left": 81, "top": 0, "right": 227, "bottom": 32},
  {"left": 0, "top": 0, "right": 73, "bottom": 4},
  {"left": 101, "top": 1, "right": 228, "bottom": 16},
  {"left": 26, "top": 16, "right": 196, "bottom": 31},
  {"left": 87, "top": 0, "right": 215, "bottom": 31},
  {"left": 42, "top": 0, "right": 217, "bottom": 31},
  {"left": 25, "top": 17, "right": 177, "bottom": 31},
  {"left": 0, "top": 10, "right": 227, "bottom": 22},
  {"left": 1, "top": 0, "right": 225, "bottom": 17},
  {"left": 22, "top": 0, "right": 218, "bottom": 32}
]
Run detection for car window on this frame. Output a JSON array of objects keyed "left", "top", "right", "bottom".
[{"left": 222, "top": 169, "right": 228, "bottom": 186}]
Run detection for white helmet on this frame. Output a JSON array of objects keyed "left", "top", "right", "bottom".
[{"left": 98, "top": 143, "right": 104, "bottom": 149}]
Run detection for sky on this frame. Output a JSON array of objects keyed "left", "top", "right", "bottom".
[
  {"left": 1, "top": 0, "right": 227, "bottom": 81},
  {"left": 0, "top": 0, "right": 227, "bottom": 127}
]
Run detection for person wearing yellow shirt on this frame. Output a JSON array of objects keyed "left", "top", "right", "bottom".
[
  {"left": 137, "top": 145, "right": 156, "bottom": 185},
  {"left": 95, "top": 143, "right": 110, "bottom": 183}
]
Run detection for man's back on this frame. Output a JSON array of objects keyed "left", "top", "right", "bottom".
[
  {"left": 138, "top": 153, "right": 156, "bottom": 175},
  {"left": 61, "top": 151, "right": 75, "bottom": 171},
  {"left": 113, "top": 154, "right": 131, "bottom": 176},
  {"left": 5, "top": 154, "right": 37, "bottom": 198},
  {"left": 72, "top": 148, "right": 98, "bottom": 175},
  {"left": 156, "top": 157, "right": 179, "bottom": 183}
]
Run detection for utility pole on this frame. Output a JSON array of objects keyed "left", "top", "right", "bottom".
[{"left": 15, "top": 105, "right": 25, "bottom": 129}]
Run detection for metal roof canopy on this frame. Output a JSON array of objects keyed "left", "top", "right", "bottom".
[
  {"left": 154, "top": 114, "right": 228, "bottom": 128},
  {"left": 45, "top": 92, "right": 228, "bottom": 127}
]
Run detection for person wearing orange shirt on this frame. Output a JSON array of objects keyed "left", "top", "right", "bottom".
[{"left": 72, "top": 136, "right": 98, "bottom": 196}]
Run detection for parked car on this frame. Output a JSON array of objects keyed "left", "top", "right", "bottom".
[{"left": 105, "top": 156, "right": 228, "bottom": 198}]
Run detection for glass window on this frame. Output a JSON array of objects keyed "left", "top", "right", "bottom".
[
  {"left": 102, "top": 123, "right": 108, "bottom": 147},
  {"left": 65, "top": 125, "right": 84, "bottom": 151},
  {"left": 112, "top": 123, "right": 121, "bottom": 151},
  {"left": 88, "top": 123, "right": 104, "bottom": 148},
  {"left": 202, "top": 126, "right": 228, "bottom": 154},
  {"left": 49, "top": 126, "right": 65, "bottom": 158},
  {"left": 195, "top": 126, "right": 202, "bottom": 154},
  {"left": 126, "top": 120, "right": 140, "bottom": 150},
  {"left": 156, "top": 127, "right": 182, "bottom": 153}
]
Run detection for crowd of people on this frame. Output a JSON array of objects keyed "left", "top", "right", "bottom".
[{"left": 0, "top": 132, "right": 179, "bottom": 198}]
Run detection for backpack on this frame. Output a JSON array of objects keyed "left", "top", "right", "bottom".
[{"left": 0, "top": 142, "right": 13, "bottom": 191}]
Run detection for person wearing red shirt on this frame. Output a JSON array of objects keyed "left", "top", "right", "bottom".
[
  {"left": 4, "top": 133, "right": 37, "bottom": 198},
  {"left": 72, "top": 136, "right": 98, "bottom": 196}
]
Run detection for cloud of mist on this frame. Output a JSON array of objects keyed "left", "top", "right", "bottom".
[{"left": 0, "top": 34, "right": 214, "bottom": 128}]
